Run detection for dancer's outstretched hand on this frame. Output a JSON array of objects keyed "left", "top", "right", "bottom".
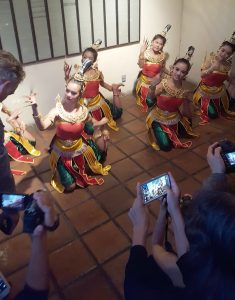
[
  {"left": 112, "top": 83, "right": 124, "bottom": 95},
  {"left": 64, "top": 61, "right": 72, "bottom": 80},
  {"left": 25, "top": 92, "right": 37, "bottom": 106},
  {"left": 140, "top": 38, "right": 148, "bottom": 54}
]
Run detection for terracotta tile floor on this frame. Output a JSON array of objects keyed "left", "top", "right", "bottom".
[{"left": 1, "top": 95, "right": 235, "bottom": 299}]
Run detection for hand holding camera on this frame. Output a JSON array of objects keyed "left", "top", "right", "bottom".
[
  {"left": 0, "top": 191, "right": 59, "bottom": 234},
  {"left": 207, "top": 140, "right": 235, "bottom": 174}
]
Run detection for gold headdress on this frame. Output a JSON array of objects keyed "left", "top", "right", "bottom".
[
  {"left": 161, "top": 24, "right": 172, "bottom": 37},
  {"left": 225, "top": 31, "right": 235, "bottom": 45},
  {"left": 173, "top": 46, "right": 195, "bottom": 71},
  {"left": 68, "top": 59, "right": 93, "bottom": 88},
  {"left": 92, "top": 39, "right": 102, "bottom": 50},
  {"left": 184, "top": 46, "right": 195, "bottom": 61}
]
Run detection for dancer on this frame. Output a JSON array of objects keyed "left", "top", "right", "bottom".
[
  {"left": 136, "top": 25, "right": 171, "bottom": 112},
  {"left": 64, "top": 41, "right": 124, "bottom": 135},
  {"left": 146, "top": 48, "right": 198, "bottom": 151},
  {"left": 27, "top": 70, "right": 111, "bottom": 193},
  {"left": 193, "top": 32, "right": 235, "bottom": 124},
  {"left": 1, "top": 104, "right": 41, "bottom": 175}
]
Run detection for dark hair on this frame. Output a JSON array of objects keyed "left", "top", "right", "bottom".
[
  {"left": 82, "top": 47, "right": 98, "bottom": 62},
  {"left": 152, "top": 34, "right": 166, "bottom": 46},
  {"left": 183, "top": 190, "right": 235, "bottom": 299},
  {"left": 220, "top": 41, "right": 235, "bottom": 53},
  {"left": 0, "top": 50, "right": 25, "bottom": 84},
  {"left": 173, "top": 58, "right": 191, "bottom": 72}
]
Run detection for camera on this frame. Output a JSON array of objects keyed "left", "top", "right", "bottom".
[
  {"left": 0, "top": 193, "right": 44, "bottom": 234},
  {"left": 140, "top": 173, "right": 171, "bottom": 204},
  {"left": 218, "top": 139, "right": 235, "bottom": 173}
]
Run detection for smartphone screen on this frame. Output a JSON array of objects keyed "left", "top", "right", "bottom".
[
  {"left": 225, "top": 151, "right": 235, "bottom": 166},
  {"left": 140, "top": 173, "right": 171, "bottom": 204},
  {"left": 1, "top": 194, "right": 27, "bottom": 210},
  {"left": 0, "top": 275, "right": 10, "bottom": 298}
]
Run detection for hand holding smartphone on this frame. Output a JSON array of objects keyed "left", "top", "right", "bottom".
[{"left": 140, "top": 173, "right": 171, "bottom": 204}]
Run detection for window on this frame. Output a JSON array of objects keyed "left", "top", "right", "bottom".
[{"left": 0, "top": 0, "right": 140, "bottom": 64}]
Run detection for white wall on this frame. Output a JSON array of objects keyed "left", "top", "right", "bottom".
[
  {"left": 3, "top": 0, "right": 183, "bottom": 127},
  {"left": 180, "top": 0, "right": 235, "bottom": 84}
]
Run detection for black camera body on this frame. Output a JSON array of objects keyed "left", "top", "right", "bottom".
[
  {"left": 218, "top": 140, "right": 235, "bottom": 173},
  {"left": 23, "top": 197, "right": 44, "bottom": 233},
  {"left": 0, "top": 193, "right": 44, "bottom": 233}
]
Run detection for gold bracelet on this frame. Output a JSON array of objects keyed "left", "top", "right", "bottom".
[{"left": 33, "top": 113, "right": 42, "bottom": 119}]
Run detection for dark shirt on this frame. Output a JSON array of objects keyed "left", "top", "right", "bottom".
[
  {"left": 14, "top": 284, "right": 48, "bottom": 300},
  {"left": 124, "top": 245, "right": 185, "bottom": 300},
  {"left": 0, "top": 118, "right": 16, "bottom": 193}
]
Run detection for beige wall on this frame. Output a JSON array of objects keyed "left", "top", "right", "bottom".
[
  {"left": 180, "top": 0, "right": 235, "bottom": 85},
  {"left": 3, "top": 0, "right": 183, "bottom": 127}
]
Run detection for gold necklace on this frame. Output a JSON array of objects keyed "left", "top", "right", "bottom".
[
  {"left": 145, "top": 49, "right": 165, "bottom": 64},
  {"left": 82, "top": 66, "right": 100, "bottom": 81},
  {"left": 55, "top": 95, "right": 88, "bottom": 123},
  {"left": 162, "top": 79, "right": 185, "bottom": 98}
]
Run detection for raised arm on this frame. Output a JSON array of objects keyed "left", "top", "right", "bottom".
[
  {"left": 201, "top": 55, "right": 219, "bottom": 77},
  {"left": 152, "top": 173, "right": 187, "bottom": 287},
  {"left": 26, "top": 93, "right": 56, "bottom": 131},
  {"left": 17, "top": 191, "right": 59, "bottom": 299},
  {"left": 203, "top": 142, "right": 228, "bottom": 192},
  {"left": 129, "top": 183, "right": 149, "bottom": 247},
  {"left": 64, "top": 61, "right": 72, "bottom": 82},
  {"left": 138, "top": 39, "right": 148, "bottom": 68}
]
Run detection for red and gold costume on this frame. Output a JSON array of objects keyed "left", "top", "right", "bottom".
[
  {"left": 49, "top": 96, "right": 110, "bottom": 193},
  {"left": 193, "top": 52, "right": 235, "bottom": 124},
  {"left": 146, "top": 79, "right": 197, "bottom": 151},
  {"left": 0, "top": 104, "right": 40, "bottom": 176},
  {"left": 136, "top": 49, "right": 166, "bottom": 112},
  {"left": 80, "top": 67, "right": 119, "bottom": 131}
]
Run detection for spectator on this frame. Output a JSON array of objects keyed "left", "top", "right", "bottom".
[
  {"left": 0, "top": 50, "right": 25, "bottom": 193},
  {"left": 0, "top": 50, "right": 25, "bottom": 235},
  {"left": 124, "top": 142, "right": 235, "bottom": 300},
  {"left": 13, "top": 191, "right": 59, "bottom": 300}
]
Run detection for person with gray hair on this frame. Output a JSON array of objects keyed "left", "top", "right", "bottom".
[{"left": 0, "top": 50, "right": 25, "bottom": 234}]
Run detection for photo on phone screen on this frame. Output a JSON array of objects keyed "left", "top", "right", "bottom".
[
  {"left": 140, "top": 173, "right": 170, "bottom": 204},
  {"left": 1, "top": 194, "right": 26, "bottom": 210},
  {"left": 225, "top": 152, "right": 235, "bottom": 166}
]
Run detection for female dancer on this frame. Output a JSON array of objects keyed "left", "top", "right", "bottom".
[
  {"left": 64, "top": 45, "right": 124, "bottom": 134},
  {"left": 193, "top": 32, "right": 235, "bottom": 124},
  {"left": 27, "top": 72, "right": 111, "bottom": 193},
  {"left": 146, "top": 55, "right": 197, "bottom": 151},
  {"left": 0, "top": 104, "right": 40, "bottom": 175},
  {"left": 136, "top": 25, "right": 171, "bottom": 112}
]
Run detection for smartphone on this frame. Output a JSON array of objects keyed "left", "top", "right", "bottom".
[
  {"left": 140, "top": 173, "right": 171, "bottom": 204},
  {"left": 224, "top": 151, "right": 235, "bottom": 166},
  {"left": 0, "top": 193, "right": 30, "bottom": 210},
  {"left": 0, "top": 272, "right": 10, "bottom": 299}
]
